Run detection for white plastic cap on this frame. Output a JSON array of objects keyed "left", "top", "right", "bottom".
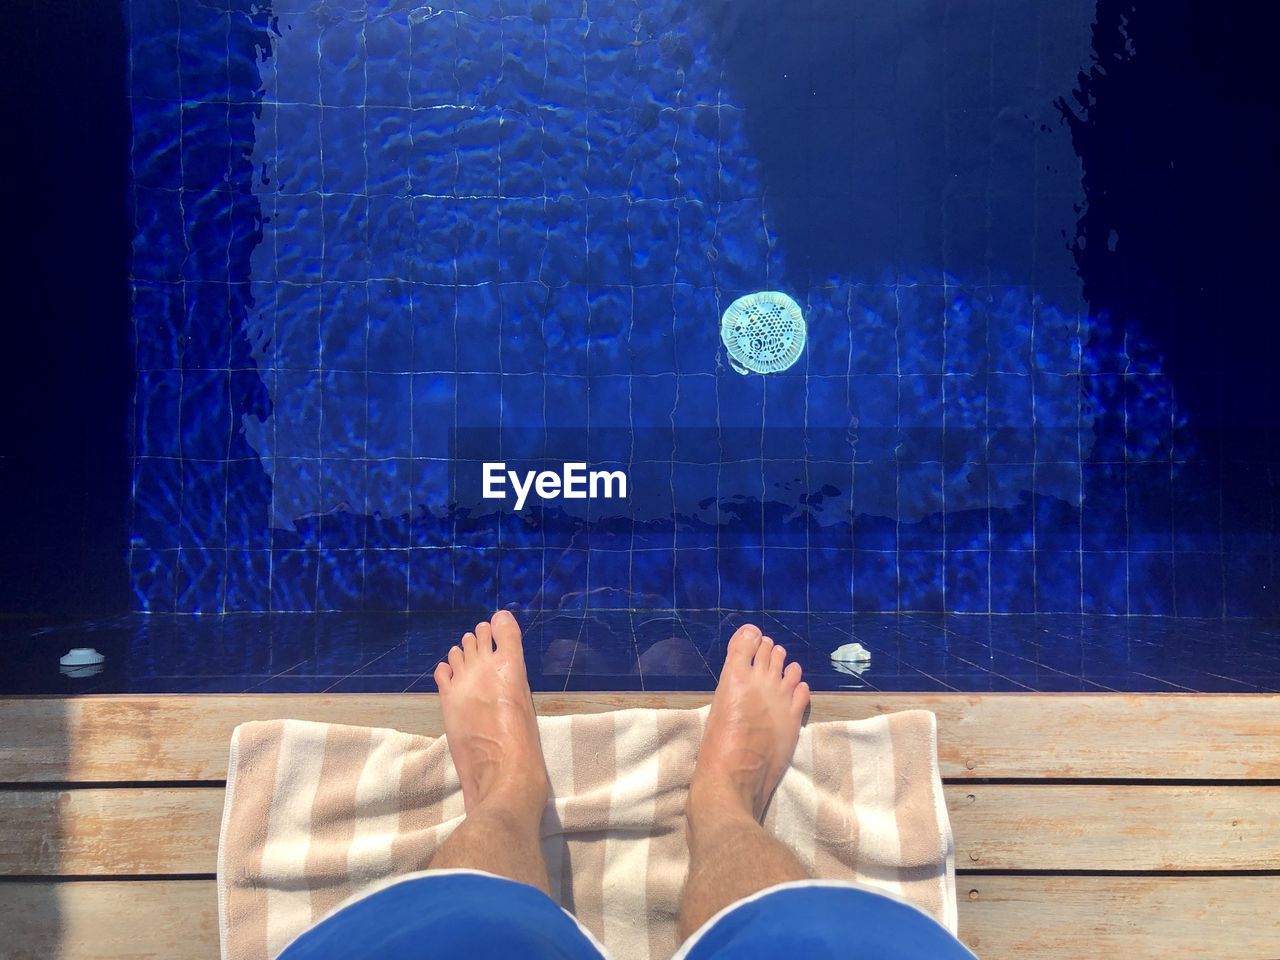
[
  {"left": 60, "top": 648, "right": 105, "bottom": 668},
  {"left": 831, "top": 642, "right": 872, "bottom": 663}
]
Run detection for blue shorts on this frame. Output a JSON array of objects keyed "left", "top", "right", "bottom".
[{"left": 279, "top": 869, "right": 978, "bottom": 959}]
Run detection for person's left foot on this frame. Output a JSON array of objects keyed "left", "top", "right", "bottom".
[{"left": 434, "top": 611, "right": 548, "bottom": 819}]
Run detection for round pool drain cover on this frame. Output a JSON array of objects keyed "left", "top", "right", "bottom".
[{"left": 720, "top": 291, "right": 806, "bottom": 374}]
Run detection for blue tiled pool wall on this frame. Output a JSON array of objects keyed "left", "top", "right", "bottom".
[
  {"left": 127, "top": 0, "right": 1278, "bottom": 617},
  {"left": 8, "top": 611, "right": 1280, "bottom": 695}
]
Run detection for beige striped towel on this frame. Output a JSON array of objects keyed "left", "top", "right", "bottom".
[{"left": 218, "top": 706, "right": 957, "bottom": 960}]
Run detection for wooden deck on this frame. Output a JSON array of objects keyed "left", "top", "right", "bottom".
[{"left": 1, "top": 692, "right": 1277, "bottom": 959}]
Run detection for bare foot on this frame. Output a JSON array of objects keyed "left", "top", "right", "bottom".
[
  {"left": 433, "top": 610, "right": 548, "bottom": 818},
  {"left": 688, "top": 624, "right": 810, "bottom": 825}
]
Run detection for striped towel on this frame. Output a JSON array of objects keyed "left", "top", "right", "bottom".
[{"left": 218, "top": 706, "right": 956, "bottom": 960}]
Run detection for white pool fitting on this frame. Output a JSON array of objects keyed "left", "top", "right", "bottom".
[
  {"left": 720, "top": 291, "right": 807, "bottom": 374},
  {"left": 60, "top": 647, "right": 105, "bottom": 668},
  {"left": 59, "top": 647, "right": 105, "bottom": 679},
  {"left": 831, "top": 642, "right": 872, "bottom": 663}
]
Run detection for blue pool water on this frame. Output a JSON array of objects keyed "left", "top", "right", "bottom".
[{"left": 3, "top": 0, "right": 1277, "bottom": 693}]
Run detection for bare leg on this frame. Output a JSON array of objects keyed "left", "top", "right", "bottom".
[
  {"left": 427, "top": 610, "right": 552, "bottom": 895},
  {"left": 678, "top": 624, "right": 812, "bottom": 940}
]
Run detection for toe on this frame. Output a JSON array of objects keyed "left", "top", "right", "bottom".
[
  {"left": 434, "top": 661, "right": 453, "bottom": 687},
  {"left": 769, "top": 643, "right": 788, "bottom": 677},
  {"left": 782, "top": 661, "right": 802, "bottom": 690},
  {"left": 791, "top": 681, "right": 811, "bottom": 720},
  {"left": 753, "top": 635, "right": 775, "bottom": 670},
  {"left": 725, "top": 624, "right": 763, "bottom": 670},
  {"left": 462, "top": 630, "right": 478, "bottom": 657},
  {"left": 448, "top": 645, "right": 465, "bottom": 672},
  {"left": 476, "top": 621, "right": 494, "bottom": 655},
  {"left": 491, "top": 609, "right": 522, "bottom": 655}
]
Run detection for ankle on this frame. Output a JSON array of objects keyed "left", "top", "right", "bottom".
[
  {"left": 469, "top": 786, "right": 546, "bottom": 829},
  {"left": 687, "top": 777, "right": 758, "bottom": 836},
  {"left": 468, "top": 764, "right": 547, "bottom": 815}
]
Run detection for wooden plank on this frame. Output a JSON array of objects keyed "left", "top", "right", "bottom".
[
  {"left": 962, "top": 875, "right": 1280, "bottom": 959},
  {"left": 0, "top": 788, "right": 223, "bottom": 876},
  {"left": 0, "top": 880, "right": 218, "bottom": 960},
  {"left": 946, "top": 784, "right": 1280, "bottom": 871},
  {"left": 3, "top": 876, "right": 1278, "bottom": 960},
  {"left": 5, "top": 783, "right": 1279, "bottom": 876},
  {"left": 1, "top": 693, "right": 1277, "bottom": 783}
]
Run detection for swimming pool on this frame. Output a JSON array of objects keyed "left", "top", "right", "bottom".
[{"left": 5, "top": 0, "right": 1277, "bottom": 693}]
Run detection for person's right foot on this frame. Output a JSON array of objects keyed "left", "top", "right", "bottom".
[{"left": 688, "top": 624, "right": 810, "bottom": 824}]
